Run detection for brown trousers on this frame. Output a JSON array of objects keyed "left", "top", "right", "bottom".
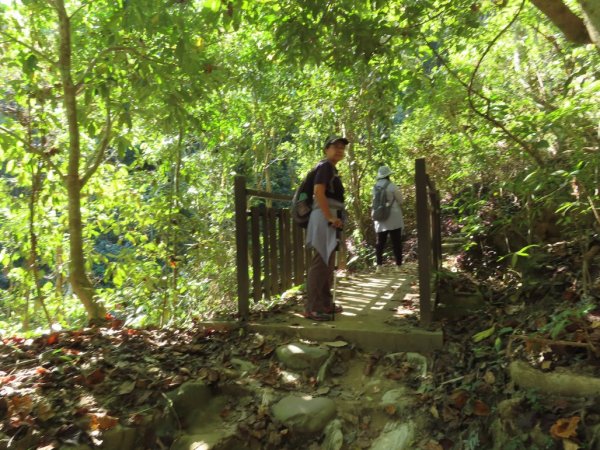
[{"left": 305, "top": 251, "right": 335, "bottom": 313}]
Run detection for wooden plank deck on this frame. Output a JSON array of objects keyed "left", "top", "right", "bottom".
[{"left": 205, "top": 262, "right": 443, "bottom": 354}]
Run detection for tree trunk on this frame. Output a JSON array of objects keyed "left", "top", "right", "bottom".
[
  {"left": 578, "top": 0, "right": 600, "bottom": 49},
  {"left": 56, "top": 0, "right": 105, "bottom": 320},
  {"left": 530, "top": 0, "right": 592, "bottom": 45},
  {"left": 29, "top": 161, "right": 52, "bottom": 326}
]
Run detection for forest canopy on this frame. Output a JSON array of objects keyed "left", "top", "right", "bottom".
[{"left": 0, "top": 0, "right": 598, "bottom": 332}]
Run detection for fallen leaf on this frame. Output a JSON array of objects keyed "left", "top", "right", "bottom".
[
  {"left": 442, "top": 404, "right": 459, "bottom": 422},
  {"left": 483, "top": 370, "right": 495, "bottom": 384},
  {"left": 430, "top": 404, "right": 439, "bottom": 419},
  {"left": 0, "top": 375, "right": 16, "bottom": 384},
  {"left": 35, "top": 400, "right": 55, "bottom": 422},
  {"left": 316, "top": 386, "right": 330, "bottom": 395},
  {"left": 563, "top": 439, "right": 580, "bottom": 450},
  {"left": 541, "top": 361, "right": 552, "bottom": 370},
  {"left": 550, "top": 416, "right": 579, "bottom": 439},
  {"left": 323, "top": 340, "right": 348, "bottom": 347},
  {"left": 450, "top": 390, "right": 469, "bottom": 409},
  {"left": 118, "top": 380, "right": 136, "bottom": 395},
  {"left": 473, "top": 400, "right": 490, "bottom": 416},
  {"left": 85, "top": 368, "right": 105, "bottom": 385},
  {"left": 89, "top": 413, "right": 119, "bottom": 431},
  {"left": 10, "top": 394, "right": 34, "bottom": 416},
  {"left": 47, "top": 334, "right": 59, "bottom": 345},
  {"left": 384, "top": 404, "right": 397, "bottom": 416}
]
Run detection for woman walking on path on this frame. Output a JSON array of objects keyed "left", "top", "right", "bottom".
[
  {"left": 304, "top": 136, "right": 348, "bottom": 321},
  {"left": 372, "top": 165, "right": 404, "bottom": 271}
]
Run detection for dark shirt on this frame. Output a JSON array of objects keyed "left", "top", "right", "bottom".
[{"left": 314, "top": 159, "right": 344, "bottom": 203}]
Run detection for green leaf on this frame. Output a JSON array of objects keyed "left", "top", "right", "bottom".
[
  {"left": 472, "top": 325, "right": 495, "bottom": 343},
  {"left": 22, "top": 54, "right": 38, "bottom": 76},
  {"left": 203, "top": 0, "right": 220, "bottom": 12},
  {"left": 515, "top": 244, "right": 540, "bottom": 257},
  {"left": 494, "top": 337, "right": 502, "bottom": 352}
]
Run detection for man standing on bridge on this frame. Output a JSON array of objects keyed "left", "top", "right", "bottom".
[{"left": 304, "top": 135, "right": 348, "bottom": 321}]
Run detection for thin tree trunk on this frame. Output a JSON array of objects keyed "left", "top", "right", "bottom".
[
  {"left": 56, "top": 0, "right": 105, "bottom": 320},
  {"left": 26, "top": 97, "right": 52, "bottom": 327},
  {"left": 28, "top": 161, "right": 52, "bottom": 326},
  {"left": 171, "top": 130, "right": 183, "bottom": 318}
]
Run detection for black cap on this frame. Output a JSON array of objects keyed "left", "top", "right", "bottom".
[{"left": 324, "top": 135, "right": 349, "bottom": 148}]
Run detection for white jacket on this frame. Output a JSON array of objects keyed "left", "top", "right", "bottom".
[{"left": 372, "top": 179, "right": 404, "bottom": 233}]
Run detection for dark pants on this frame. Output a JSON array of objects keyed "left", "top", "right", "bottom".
[
  {"left": 375, "top": 228, "right": 403, "bottom": 266},
  {"left": 305, "top": 251, "right": 335, "bottom": 313}
]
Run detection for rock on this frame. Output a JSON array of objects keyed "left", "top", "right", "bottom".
[
  {"left": 271, "top": 395, "right": 337, "bottom": 434},
  {"left": 322, "top": 419, "right": 344, "bottom": 450},
  {"left": 509, "top": 361, "right": 600, "bottom": 397},
  {"left": 166, "top": 381, "right": 212, "bottom": 418},
  {"left": 170, "top": 431, "right": 238, "bottom": 450},
  {"left": 169, "top": 388, "right": 238, "bottom": 450},
  {"left": 276, "top": 343, "right": 330, "bottom": 371},
  {"left": 230, "top": 358, "right": 256, "bottom": 374},
  {"left": 370, "top": 421, "right": 415, "bottom": 450},
  {"left": 380, "top": 387, "right": 416, "bottom": 415}
]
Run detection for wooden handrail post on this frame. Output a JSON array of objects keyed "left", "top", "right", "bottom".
[
  {"left": 415, "top": 158, "right": 432, "bottom": 326},
  {"left": 234, "top": 175, "right": 249, "bottom": 320}
]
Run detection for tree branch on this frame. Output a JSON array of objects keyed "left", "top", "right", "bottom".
[
  {"left": 466, "top": 0, "right": 545, "bottom": 166},
  {"left": 69, "top": 0, "right": 94, "bottom": 19},
  {"left": 0, "top": 125, "right": 65, "bottom": 179},
  {"left": 530, "top": 0, "right": 591, "bottom": 45},
  {"left": 80, "top": 104, "right": 112, "bottom": 188},
  {"left": 0, "top": 30, "right": 57, "bottom": 67},
  {"left": 76, "top": 45, "right": 177, "bottom": 88}
]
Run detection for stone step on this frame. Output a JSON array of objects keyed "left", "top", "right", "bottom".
[{"left": 247, "top": 321, "right": 443, "bottom": 354}]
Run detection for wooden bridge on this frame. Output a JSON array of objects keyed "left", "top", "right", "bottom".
[{"left": 227, "top": 158, "right": 444, "bottom": 352}]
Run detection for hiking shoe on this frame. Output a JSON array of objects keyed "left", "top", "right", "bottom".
[
  {"left": 303, "top": 311, "right": 332, "bottom": 321},
  {"left": 324, "top": 303, "right": 343, "bottom": 314}
]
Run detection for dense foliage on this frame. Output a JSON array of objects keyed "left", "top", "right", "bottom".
[{"left": 0, "top": 0, "right": 598, "bottom": 333}]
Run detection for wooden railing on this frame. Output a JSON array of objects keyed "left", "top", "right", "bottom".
[
  {"left": 235, "top": 161, "right": 440, "bottom": 325},
  {"left": 234, "top": 176, "right": 309, "bottom": 320},
  {"left": 415, "top": 158, "right": 442, "bottom": 326}
]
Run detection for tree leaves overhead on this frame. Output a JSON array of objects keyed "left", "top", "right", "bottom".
[{"left": 0, "top": 0, "right": 598, "bottom": 327}]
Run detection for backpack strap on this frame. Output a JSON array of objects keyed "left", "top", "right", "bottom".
[
  {"left": 377, "top": 179, "right": 394, "bottom": 206},
  {"left": 315, "top": 159, "right": 337, "bottom": 194}
]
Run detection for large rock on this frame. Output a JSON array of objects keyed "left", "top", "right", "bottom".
[
  {"left": 170, "top": 428, "right": 238, "bottom": 450},
  {"left": 271, "top": 395, "right": 337, "bottom": 434},
  {"left": 321, "top": 419, "right": 344, "bottom": 450},
  {"left": 380, "top": 387, "right": 417, "bottom": 415},
  {"left": 166, "top": 381, "right": 213, "bottom": 418},
  {"left": 169, "top": 386, "right": 239, "bottom": 450},
  {"left": 276, "top": 343, "right": 329, "bottom": 371},
  {"left": 370, "top": 421, "right": 415, "bottom": 450},
  {"left": 509, "top": 361, "right": 600, "bottom": 397}
]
